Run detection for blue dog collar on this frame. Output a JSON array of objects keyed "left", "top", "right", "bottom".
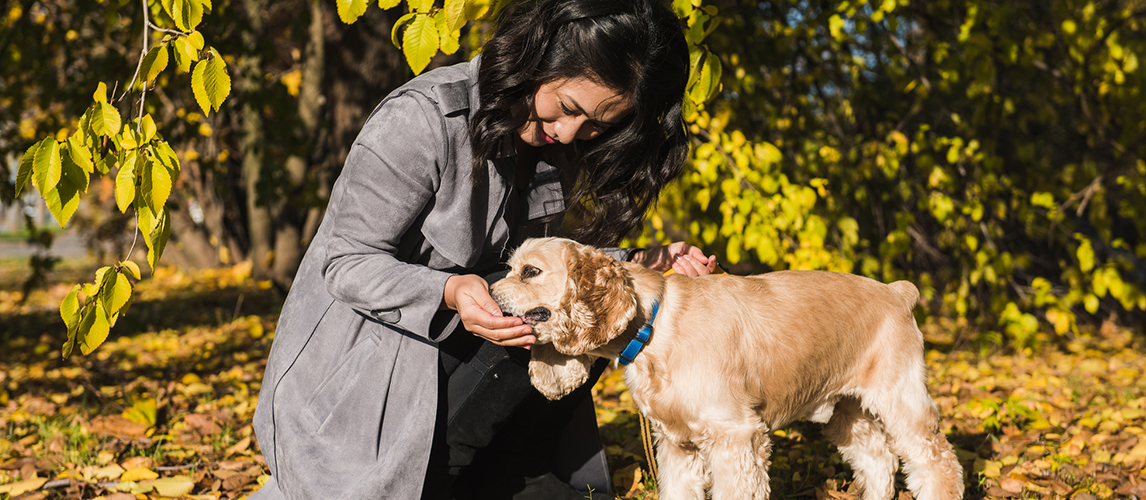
[{"left": 618, "top": 301, "right": 659, "bottom": 366}]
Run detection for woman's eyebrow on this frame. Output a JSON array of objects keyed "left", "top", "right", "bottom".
[{"left": 566, "top": 96, "right": 621, "bottom": 127}]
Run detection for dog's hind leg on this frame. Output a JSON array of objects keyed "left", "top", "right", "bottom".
[
  {"left": 823, "top": 397, "right": 898, "bottom": 500},
  {"left": 876, "top": 367, "right": 964, "bottom": 500},
  {"left": 654, "top": 438, "right": 709, "bottom": 500},
  {"left": 706, "top": 422, "right": 772, "bottom": 500}
]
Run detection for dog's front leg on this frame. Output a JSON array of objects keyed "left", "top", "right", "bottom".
[
  {"left": 654, "top": 437, "right": 709, "bottom": 500},
  {"left": 708, "top": 426, "right": 773, "bottom": 500}
]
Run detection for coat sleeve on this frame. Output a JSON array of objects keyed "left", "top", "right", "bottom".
[{"left": 321, "top": 91, "right": 460, "bottom": 340}]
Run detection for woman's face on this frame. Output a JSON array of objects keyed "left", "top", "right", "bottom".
[{"left": 518, "top": 77, "right": 633, "bottom": 147}]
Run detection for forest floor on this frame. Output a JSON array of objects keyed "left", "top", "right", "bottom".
[{"left": 1, "top": 258, "right": 1145, "bottom": 499}]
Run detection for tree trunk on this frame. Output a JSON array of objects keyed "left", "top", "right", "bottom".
[{"left": 239, "top": 0, "right": 273, "bottom": 279}]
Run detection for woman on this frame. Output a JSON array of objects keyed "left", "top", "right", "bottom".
[{"left": 251, "top": 0, "right": 715, "bottom": 498}]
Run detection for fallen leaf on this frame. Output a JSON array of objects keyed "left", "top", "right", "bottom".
[
  {"left": 0, "top": 475, "right": 48, "bottom": 495},
  {"left": 146, "top": 475, "right": 196, "bottom": 497},
  {"left": 89, "top": 415, "right": 150, "bottom": 439},
  {"left": 120, "top": 466, "right": 159, "bottom": 482},
  {"left": 225, "top": 436, "right": 251, "bottom": 456},
  {"left": 184, "top": 413, "right": 221, "bottom": 435},
  {"left": 91, "top": 463, "right": 126, "bottom": 480},
  {"left": 222, "top": 473, "right": 254, "bottom": 491}
]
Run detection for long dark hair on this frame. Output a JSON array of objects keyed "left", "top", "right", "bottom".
[{"left": 469, "top": 0, "right": 690, "bottom": 246}]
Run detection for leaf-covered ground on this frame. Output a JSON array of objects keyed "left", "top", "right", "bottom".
[{"left": 2, "top": 260, "right": 1145, "bottom": 499}]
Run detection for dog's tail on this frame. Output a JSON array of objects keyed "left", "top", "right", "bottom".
[{"left": 888, "top": 280, "right": 921, "bottom": 309}]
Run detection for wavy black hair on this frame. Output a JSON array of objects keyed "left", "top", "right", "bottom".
[{"left": 469, "top": 0, "right": 690, "bottom": 246}]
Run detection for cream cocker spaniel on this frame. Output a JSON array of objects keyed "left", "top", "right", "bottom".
[{"left": 490, "top": 237, "right": 964, "bottom": 500}]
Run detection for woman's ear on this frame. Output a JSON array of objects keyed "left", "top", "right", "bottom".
[
  {"left": 551, "top": 243, "right": 637, "bottom": 356},
  {"left": 528, "top": 343, "right": 592, "bottom": 400}
]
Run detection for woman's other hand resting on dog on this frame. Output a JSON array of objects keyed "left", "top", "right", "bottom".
[
  {"left": 632, "top": 242, "right": 718, "bottom": 277},
  {"left": 444, "top": 274, "right": 536, "bottom": 348}
]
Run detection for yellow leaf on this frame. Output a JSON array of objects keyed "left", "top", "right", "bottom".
[
  {"left": 92, "top": 463, "right": 126, "bottom": 480},
  {"left": 120, "top": 467, "right": 159, "bottom": 482},
  {"left": 146, "top": 475, "right": 195, "bottom": 497},
  {"left": 280, "top": 69, "right": 302, "bottom": 97},
  {"left": 0, "top": 476, "right": 48, "bottom": 496},
  {"left": 402, "top": 13, "right": 439, "bottom": 75},
  {"left": 225, "top": 436, "right": 251, "bottom": 456}
]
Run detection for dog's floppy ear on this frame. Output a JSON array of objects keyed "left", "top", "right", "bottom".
[
  {"left": 551, "top": 243, "right": 637, "bottom": 355},
  {"left": 529, "top": 343, "right": 592, "bottom": 400}
]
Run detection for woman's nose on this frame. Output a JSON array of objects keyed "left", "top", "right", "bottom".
[{"left": 554, "top": 117, "right": 587, "bottom": 144}]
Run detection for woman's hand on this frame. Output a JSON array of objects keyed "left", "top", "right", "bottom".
[
  {"left": 632, "top": 242, "right": 718, "bottom": 277},
  {"left": 443, "top": 274, "right": 536, "bottom": 348}
]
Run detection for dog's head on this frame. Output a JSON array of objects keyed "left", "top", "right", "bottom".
[{"left": 490, "top": 237, "right": 639, "bottom": 399}]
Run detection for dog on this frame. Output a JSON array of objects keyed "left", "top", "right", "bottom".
[{"left": 489, "top": 237, "right": 964, "bottom": 500}]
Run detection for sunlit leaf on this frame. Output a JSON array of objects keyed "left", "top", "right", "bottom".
[
  {"left": 32, "top": 138, "right": 62, "bottom": 195},
  {"left": 14, "top": 139, "right": 44, "bottom": 197},
  {"left": 142, "top": 156, "right": 173, "bottom": 213},
  {"left": 402, "top": 13, "right": 439, "bottom": 75},
  {"left": 122, "top": 260, "right": 142, "bottom": 280},
  {"left": 137, "top": 43, "right": 170, "bottom": 89},
  {"left": 115, "top": 155, "right": 138, "bottom": 213},
  {"left": 191, "top": 49, "right": 231, "bottom": 116},
  {"left": 336, "top": 0, "right": 368, "bottom": 24}
]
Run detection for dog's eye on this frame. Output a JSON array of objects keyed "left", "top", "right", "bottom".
[{"left": 521, "top": 265, "right": 542, "bottom": 280}]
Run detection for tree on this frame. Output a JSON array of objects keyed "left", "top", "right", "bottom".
[
  {"left": 2, "top": 0, "right": 724, "bottom": 355},
  {"left": 647, "top": 0, "right": 1146, "bottom": 348}
]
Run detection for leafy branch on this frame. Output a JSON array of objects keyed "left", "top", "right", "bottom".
[{"left": 12, "top": 0, "right": 232, "bottom": 357}]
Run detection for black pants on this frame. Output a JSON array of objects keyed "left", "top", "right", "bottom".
[{"left": 421, "top": 328, "right": 611, "bottom": 500}]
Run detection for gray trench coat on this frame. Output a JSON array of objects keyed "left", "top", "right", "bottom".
[{"left": 250, "top": 58, "right": 632, "bottom": 499}]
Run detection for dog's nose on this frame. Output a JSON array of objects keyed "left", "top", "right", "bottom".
[{"left": 524, "top": 307, "right": 551, "bottom": 324}]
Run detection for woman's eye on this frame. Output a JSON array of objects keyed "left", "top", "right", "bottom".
[
  {"left": 559, "top": 102, "right": 575, "bottom": 115},
  {"left": 521, "top": 266, "right": 541, "bottom": 279}
]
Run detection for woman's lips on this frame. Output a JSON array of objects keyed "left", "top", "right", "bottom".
[{"left": 543, "top": 133, "right": 555, "bottom": 144}]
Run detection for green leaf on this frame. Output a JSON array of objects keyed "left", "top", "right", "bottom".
[
  {"left": 136, "top": 191, "right": 156, "bottom": 237},
  {"left": 171, "top": 0, "right": 189, "bottom": 31},
  {"left": 94, "top": 82, "right": 109, "bottom": 104},
  {"left": 408, "top": 0, "right": 433, "bottom": 13},
  {"left": 78, "top": 302, "right": 111, "bottom": 356},
  {"left": 137, "top": 43, "right": 170, "bottom": 89},
  {"left": 403, "top": 13, "right": 439, "bottom": 75},
  {"left": 1077, "top": 237, "right": 1095, "bottom": 272},
  {"left": 61, "top": 284, "right": 81, "bottom": 329},
  {"left": 688, "top": 47, "right": 721, "bottom": 105},
  {"left": 147, "top": 207, "right": 171, "bottom": 271},
  {"left": 379, "top": 0, "right": 401, "bottom": 8},
  {"left": 337, "top": 0, "right": 369, "bottom": 24},
  {"left": 120, "top": 125, "right": 141, "bottom": 150},
  {"left": 94, "top": 265, "right": 114, "bottom": 306},
  {"left": 173, "top": 37, "right": 198, "bottom": 73},
  {"left": 44, "top": 149, "right": 88, "bottom": 227},
  {"left": 172, "top": 0, "right": 204, "bottom": 31},
  {"left": 140, "top": 114, "right": 158, "bottom": 143},
  {"left": 115, "top": 155, "right": 138, "bottom": 213},
  {"left": 142, "top": 157, "right": 173, "bottom": 213},
  {"left": 435, "top": 10, "right": 460, "bottom": 55},
  {"left": 155, "top": 141, "right": 181, "bottom": 176},
  {"left": 672, "top": 0, "right": 693, "bottom": 17},
  {"left": 187, "top": 30, "right": 205, "bottom": 50},
  {"left": 14, "top": 139, "right": 44, "bottom": 197},
  {"left": 392, "top": 12, "right": 417, "bottom": 47},
  {"left": 67, "top": 136, "right": 94, "bottom": 173},
  {"left": 32, "top": 138, "right": 62, "bottom": 195},
  {"left": 93, "top": 101, "right": 122, "bottom": 137},
  {"left": 191, "top": 51, "right": 231, "bottom": 116},
  {"left": 121, "top": 260, "right": 142, "bottom": 280},
  {"left": 108, "top": 269, "right": 132, "bottom": 315},
  {"left": 445, "top": 0, "right": 466, "bottom": 31}
]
